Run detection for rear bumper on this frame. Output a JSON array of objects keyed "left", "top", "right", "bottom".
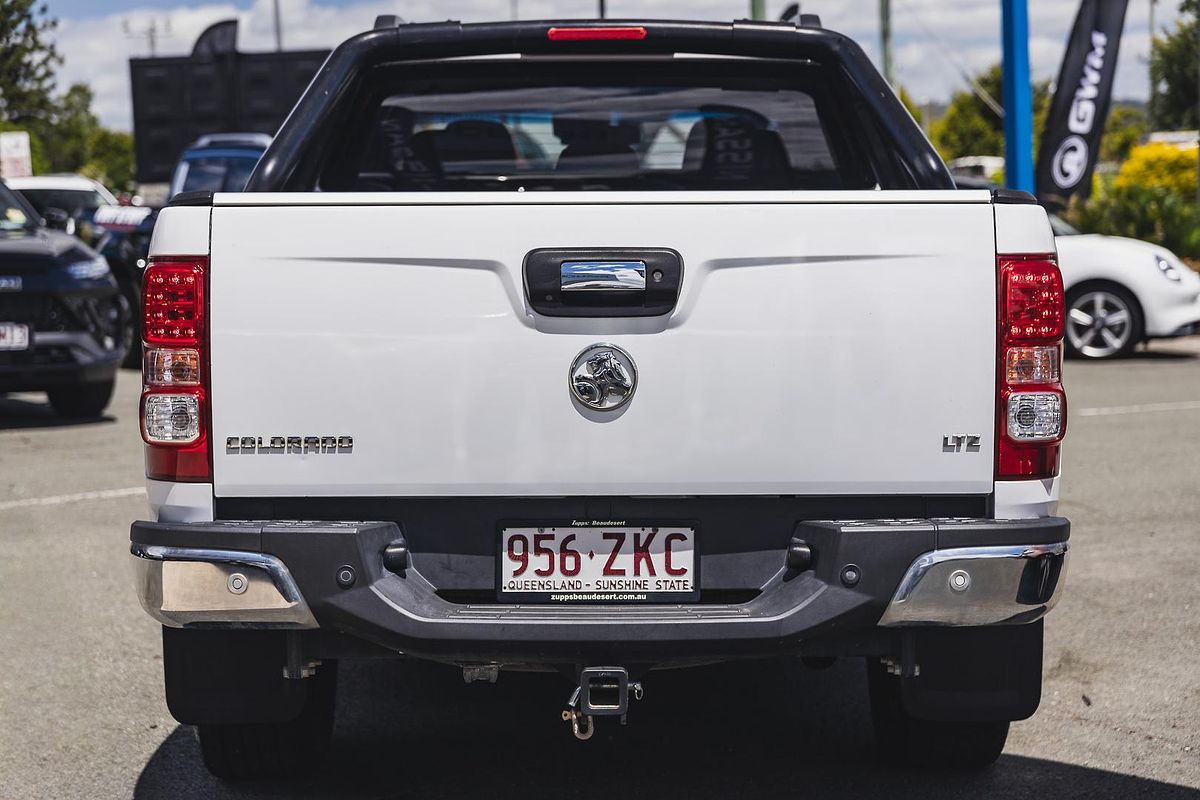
[{"left": 131, "top": 515, "right": 1068, "bottom": 665}]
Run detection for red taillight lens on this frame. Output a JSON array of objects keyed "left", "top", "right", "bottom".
[
  {"left": 143, "top": 260, "right": 205, "bottom": 345},
  {"left": 547, "top": 26, "right": 647, "bottom": 41},
  {"left": 1000, "top": 257, "right": 1064, "bottom": 342},
  {"left": 141, "top": 256, "right": 210, "bottom": 482},
  {"left": 997, "top": 255, "right": 1066, "bottom": 480}
]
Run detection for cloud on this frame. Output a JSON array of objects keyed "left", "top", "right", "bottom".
[{"left": 50, "top": 0, "right": 1185, "bottom": 131}]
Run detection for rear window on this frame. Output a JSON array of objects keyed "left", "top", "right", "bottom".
[
  {"left": 322, "top": 61, "right": 882, "bottom": 192},
  {"left": 16, "top": 189, "right": 108, "bottom": 216},
  {"left": 170, "top": 153, "right": 261, "bottom": 198}
]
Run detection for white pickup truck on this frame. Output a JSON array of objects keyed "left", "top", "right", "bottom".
[{"left": 131, "top": 17, "right": 1070, "bottom": 779}]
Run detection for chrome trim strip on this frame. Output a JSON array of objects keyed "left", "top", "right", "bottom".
[
  {"left": 561, "top": 261, "right": 646, "bottom": 292},
  {"left": 878, "top": 542, "right": 1069, "bottom": 627},
  {"left": 131, "top": 543, "right": 317, "bottom": 629}
]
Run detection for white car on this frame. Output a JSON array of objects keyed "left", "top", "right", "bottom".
[
  {"left": 4, "top": 174, "right": 119, "bottom": 223},
  {"left": 1051, "top": 216, "right": 1200, "bottom": 359}
]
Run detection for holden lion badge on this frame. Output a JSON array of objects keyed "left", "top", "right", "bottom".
[{"left": 569, "top": 344, "right": 637, "bottom": 411}]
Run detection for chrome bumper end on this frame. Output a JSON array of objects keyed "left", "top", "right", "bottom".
[
  {"left": 132, "top": 543, "right": 318, "bottom": 629},
  {"left": 878, "top": 542, "right": 1069, "bottom": 627}
]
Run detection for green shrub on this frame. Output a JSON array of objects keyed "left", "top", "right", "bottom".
[
  {"left": 1067, "top": 183, "right": 1200, "bottom": 259},
  {"left": 1066, "top": 143, "right": 1200, "bottom": 259}
]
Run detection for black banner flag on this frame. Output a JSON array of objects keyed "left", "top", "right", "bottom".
[{"left": 1036, "top": 0, "right": 1130, "bottom": 211}]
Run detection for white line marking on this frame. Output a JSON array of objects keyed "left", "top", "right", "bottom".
[
  {"left": 0, "top": 486, "right": 146, "bottom": 512},
  {"left": 1075, "top": 400, "right": 1200, "bottom": 417}
]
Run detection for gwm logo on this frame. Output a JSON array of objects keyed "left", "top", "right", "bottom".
[{"left": 1052, "top": 30, "right": 1108, "bottom": 190}]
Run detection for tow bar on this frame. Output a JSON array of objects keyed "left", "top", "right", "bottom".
[{"left": 561, "top": 666, "right": 643, "bottom": 741}]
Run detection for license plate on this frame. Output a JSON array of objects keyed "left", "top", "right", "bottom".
[
  {"left": 0, "top": 323, "right": 29, "bottom": 351},
  {"left": 499, "top": 524, "right": 698, "bottom": 603}
]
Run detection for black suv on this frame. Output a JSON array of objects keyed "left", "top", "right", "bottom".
[{"left": 0, "top": 180, "right": 129, "bottom": 417}]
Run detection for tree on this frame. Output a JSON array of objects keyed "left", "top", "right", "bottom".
[
  {"left": 897, "top": 86, "right": 924, "bottom": 129},
  {"left": 43, "top": 83, "right": 99, "bottom": 173},
  {"left": 1067, "top": 144, "right": 1200, "bottom": 259},
  {"left": 1149, "top": 0, "right": 1198, "bottom": 129},
  {"left": 83, "top": 129, "right": 135, "bottom": 190},
  {"left": 0, "top": 1, "right": 60, "bottom": 130},
  {"left": 931, "top": 64, "right": 1051, "bottom": 162},
  {"left": 1100, "top": 105, "right": 1149, "bottom": 163}
]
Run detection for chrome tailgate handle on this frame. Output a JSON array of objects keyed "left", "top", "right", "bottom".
[
  {"left": 561, "top": 261, "right": 646, "bottom": 292},
  {"left": 525, "top": 248, "right": 682, "bottom": 317}
]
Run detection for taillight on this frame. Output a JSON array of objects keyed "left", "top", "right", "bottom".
[
  {"left": 141, "top": 256, "right": 210, "bottom": 481},
  {"left": 547, "top": 26, "right": 648, "bottom": 41},
  {"left": 997, "top": 255, "right": 1066, "bottom": 480}
]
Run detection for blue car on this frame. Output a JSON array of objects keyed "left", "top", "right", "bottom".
[{"left": 169, "top": 133, "right": 272, "bottom": 199}]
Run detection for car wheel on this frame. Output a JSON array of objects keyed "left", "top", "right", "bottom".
[
  {"left": 1065, "top": 285, "right": 1142, "bottom": 359},
  {"left": 867, "top": 659, "right": 1009, "bottom": 769},
  {"left": 120, "top": 286, "right": 141, "bottom": 369},
  {"left": 47, "top": 380, "right": 115, "bottom": 418},
  {"left": 196, "top": 662, "right": 337, "bottom": 781}
]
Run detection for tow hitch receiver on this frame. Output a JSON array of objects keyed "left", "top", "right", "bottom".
[{"left": 561, "top": 667, "right": 643, "bottom": 740}]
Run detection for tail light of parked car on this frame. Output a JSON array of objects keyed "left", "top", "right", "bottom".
[
  {"left": 997, "top": 255, "right": 1066, "bottom": 479},
  {"left": 140, "top": 257, "right": 210, "bottom": 481}
]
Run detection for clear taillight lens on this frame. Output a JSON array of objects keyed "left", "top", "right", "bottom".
[
  {"left": 143, "top": 392, "right": 202, "bottom": 444},
  {"left": 144, "top": 347, "right": 201, "bottom": 386},
  {"left": 1005, "top": 345, "right": 1060, "bottom": 384},
  {"left": 1006, "top": 391, "right": 1064, "bottom": 441}
]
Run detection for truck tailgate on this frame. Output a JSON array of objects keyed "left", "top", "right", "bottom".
[{"left": 208, "top": 191, "right": 997, "bottom": 497}]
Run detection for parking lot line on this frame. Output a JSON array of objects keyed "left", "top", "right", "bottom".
[
  {"left": 1075, "top": 399, "right": 1200, "bottom": 417},
  {"left": 0, "top": 486, "right": 145, "bottom": 512}
]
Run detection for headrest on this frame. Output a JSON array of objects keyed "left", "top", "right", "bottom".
[
  {"left": 553, "top": 116, "right": 641, "bottom": 148},
  {"left": 683, "top": 106, "right": 790, "bottom": 188},
  {"left": 435, "top": 119, "right": 517, "bottom": 165}
]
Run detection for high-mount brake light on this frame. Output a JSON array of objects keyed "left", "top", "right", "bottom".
[
  {"left": 140, "top": 257, "right": 210, "bottom": 482},
  {"left": 547, "top": 26, "right": 648, "bottom": 41},
  {"left": 997, "top": 255, "right": 1066, "bottom": 480}
]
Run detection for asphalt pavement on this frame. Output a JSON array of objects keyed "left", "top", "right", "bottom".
[{"left": 1, "top": 340, "right": 1198, "bottom": 799}]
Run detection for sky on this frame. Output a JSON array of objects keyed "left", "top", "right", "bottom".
[{"left": 44, "top": 0, "right": 1188, "bottom": 131}]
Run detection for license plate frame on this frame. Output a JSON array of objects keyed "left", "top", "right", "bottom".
[
  {"left": 496, "top": 521, "right": 699, "bottom": 603},
  {"left": 0, "top": 322, "right": 29, "bottom": 351}
]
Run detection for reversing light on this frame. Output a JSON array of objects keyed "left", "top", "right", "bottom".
[
  {"left": 1006, "top": 391, "right": 1064, "bottom": 441},
  {"left": 143, "top": 392, "right": 202, "bottom": 444},
  {"left": 547, "top": 26, "right": 648, "bottom": 41}
]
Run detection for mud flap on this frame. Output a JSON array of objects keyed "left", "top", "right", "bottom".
[
  {"left": 900, "top": 621, "right": 1043, "bottom": 722},
  {"left": 162, "top": 628, "right": 318, "bottom": 725}
]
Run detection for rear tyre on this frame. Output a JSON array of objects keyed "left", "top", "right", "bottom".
[
  {"left": 120, "top": 286, "right": 142, "bottom": 369},
  {"left": 196, "top": 662, "right": 337, "bottom": 781},
  {"left": 47, "top": 379, "right": 115, "bottom": 418},
  {"left": 1064, "top": 284, "right": 1142, "bottom": 359},
  {"left": 867, "top": 659, "right": 1009, "bottom": 769}
]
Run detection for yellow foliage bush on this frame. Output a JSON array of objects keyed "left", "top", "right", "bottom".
[{"left": 1112, "top": 142, "right": 1198, "bottom": 197}]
